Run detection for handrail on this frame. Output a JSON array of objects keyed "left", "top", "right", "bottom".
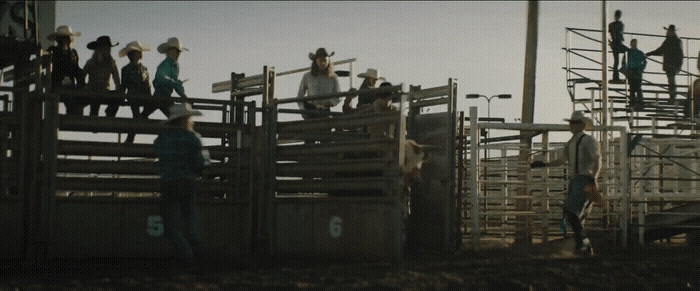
[
  {"left": 275, "top": 84, "right": 404, "bottom": 105},
  {"left": 211, "top": 58, "right": 357, "bottom": 93},
  {"left": 566, "top": 27, "right": 700, "bottom": 41}
]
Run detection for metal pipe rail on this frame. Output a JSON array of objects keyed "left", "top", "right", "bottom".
[
  {"left": 275, "top": 84, "right": 405, "bottom": 105},
  {"left": 211, "top": 58, "right": 357, "bottom": 93}
]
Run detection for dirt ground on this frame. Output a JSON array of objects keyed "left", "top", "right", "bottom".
[{"left": 1, "top": 242, "right": 699, "bottom": 290}]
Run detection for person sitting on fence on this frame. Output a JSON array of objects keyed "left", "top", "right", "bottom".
[
  {"left": 531, "top": 111, "right": 602, "bottom": 255},
  {"left": 297, "top": 47, "right": 341, "bottom": 119},
  {"left": 83, "top": 35, "right": 121, "bottom": 117},
  {"left": 119, "top": 41, "right": 152, "bottom": 143},
  {"left": 646, "top": 25, "right": 684, "bottom": 104},
  {"left": 622, "top": 38, "right": 646, "bottom": 112},
  {"left": 47, "top": 25, "right": 85, "bottom": 115},
  {"left": 154, "top": 103, "right": 210, "bottom": 266},
  {"left": 145, "top": 37, "right": 189, "bottom": 118}
]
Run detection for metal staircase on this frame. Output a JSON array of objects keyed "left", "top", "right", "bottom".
[{"left": 565, "top": 27, "right": 700, "bottom": 245}]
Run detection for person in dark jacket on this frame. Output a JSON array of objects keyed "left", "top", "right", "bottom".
[
  {"left": 119, "top": 41, "right": 152, "bottom": 143},
  {"left": 47, "top": 25, "right": 85, "bottom": 115},
  {"left": 608, "top": 10, "right": 628, "bottom": 83},
  {"left": 622, "top": 39, "right": 647, "bottom": 111},
  {"left": 154, "top": 103, "right": 210, "bottom": 265},
  {"left": 646, "top": 25, "right": 684, "bottom": 103}
]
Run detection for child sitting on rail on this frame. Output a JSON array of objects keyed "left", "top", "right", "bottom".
[
  {"left": 83, "top": 35, "right": 121, "bottom": 117},
  {"left": 146, "top": 37, "right": 189, "bottom": 118},
  {"left": 119, "top": 41, "right": 152, "bottom": 143},
  {"left": 46, "top": 25, "right": 85, "bottom": 115},
  {"left": 297, "top": 47, "right": 341, "bottom": 119}
]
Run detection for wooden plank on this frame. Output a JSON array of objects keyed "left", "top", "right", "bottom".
[
  {"left": 276, "top": 158, "right": 398, "bottom": 177},
  {"left": 409, "top": 85, "right": 449, "bottom": 100},
  {"left": 276, "top": 177, "right": 396, "bottom": 193},
  {"left": 278, "top": 131, "right": 370, "bottom": 142},
  {"left": 57, "top": 159, "right": 243, "bottom": 176},
  {"left": 57, "top": 140, "right": 238, "bottom": 159},
  {"left": 59, "top": 116, "right": 248, "bottom": 137},
  {"left": 56, "top": 177, "right": 235, "bottom": 193},
  {"left": 278, "top": 111, "right": 399, "bottom": 132},
  {"left": 277, "top": 138, "right": 396, "bottom": 157}
]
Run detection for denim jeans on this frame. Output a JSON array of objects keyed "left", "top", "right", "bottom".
[{"left": 160, "top": 178, "right": 202, "bottom": 263}]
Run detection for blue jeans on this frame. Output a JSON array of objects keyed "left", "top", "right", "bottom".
[{"left": 160, "top": 178, "right": 202, "bottom": 263}]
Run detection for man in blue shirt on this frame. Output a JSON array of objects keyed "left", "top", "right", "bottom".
[
  {"left": 622, "top": 39, "right": 647, "bottom": 111},
  {"left": 143, "top": 37, "right": 189, "bottom": 118},
  {"left": 154, "top": 103, "right": 209, "bottom": 265}
]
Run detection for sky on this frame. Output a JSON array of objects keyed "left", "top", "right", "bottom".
[{"left": 33, "top": 1, "right": 700, "bottom": 142}]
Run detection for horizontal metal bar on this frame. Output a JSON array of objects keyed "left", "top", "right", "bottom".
[{"left": 276, "top": 84, "right": 403, "bottom": 105}]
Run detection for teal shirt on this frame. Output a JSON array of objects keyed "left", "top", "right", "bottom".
[
  {"left": 623, "top": 48, "right": 647, "bottom": 71},
  {"left": 153, "top": 56, "right": 185, "bottom": 97},
  {"left": 154, "top": 127, "right": 207, "bottom": 181}
]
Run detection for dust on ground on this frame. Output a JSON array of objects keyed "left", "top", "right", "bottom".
[{"left": 1, "top": 244, "right": 699, "bottom": 290}]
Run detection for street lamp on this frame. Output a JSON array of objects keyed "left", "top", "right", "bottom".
[
  {"left": 465, "top": 94, "right": 512, "bottom": 120},
  {"left": 466, "top": 93, "right": 511, "bottom": 220}
]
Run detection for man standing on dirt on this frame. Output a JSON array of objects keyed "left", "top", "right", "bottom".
[{"left": 530, "top": 111, "right": 601, "bottom": 255}]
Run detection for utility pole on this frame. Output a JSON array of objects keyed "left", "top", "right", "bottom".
[{"left": 515, "top": 0, "right": 539, "bottom": 247}]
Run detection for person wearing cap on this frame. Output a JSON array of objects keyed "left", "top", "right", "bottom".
[
  {"left": 145, "top": 37, "right": 189, "bottom": 118},
  {"left": 622, "top": 39, "right": 647, "bottom": 111},
  {"left": 608, "top": 10, "right": 628, "bottom": 84},
  {"left": 531, "top": 111, "right": 601, "bottom": 255},
  {"left": 83, "top": 35, "right": 121, "bottom": 117},
  {"left": 46, "top": 25, "right": 85, "bottom": 115},
  {"left": 297, "top": 47, "right": 342, "bottom": 119},
  {"left": 154, "top": 103, "right": 210, "bottom": 265},
  {"left": 646, "top": 25, "right": 684, "bottom": 103},
  {"left": 119, "top": 41, "right": 152, "bottom": 143}
]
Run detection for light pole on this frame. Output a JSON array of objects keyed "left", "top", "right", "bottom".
[
  {"left": 465, "top": 94, "right": 511, "bottom": 221},
  {"left": 465, "top": 94, "right": 512, "bottom": 121}
]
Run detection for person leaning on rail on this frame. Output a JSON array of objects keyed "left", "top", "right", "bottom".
[
  {"left": 530, "top": 111, "right": 602, "bottom": 255},
  {"left": 154, "top": 103, "right": 210, "bottom": 266},
  {"left": 646, "top": 25, "right": 684, "bottom": 104},
  {"left": 297, "top": 47, "right": 342, "bottom": 119},
  {"left": 144, "top": 37, "right": 189, "bottom": 118},
  {"left": 119, "top": 41, "right": 152, "bottom": 144}
]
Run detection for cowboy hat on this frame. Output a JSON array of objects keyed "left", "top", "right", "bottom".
[
  {"left": 308, "top": 47, "right": 334, "bottom": 61},
  {"left": 166, "top": 103, "right": 202, "bottom": 123},
  {"left": 664, "top": 24, "right": 678, "bottom": 32},
  {"left": 119, "top": 41, "right": 151, "bottom": 58},
  {"left": 87, "top": 35, "right": 119, "bottom": 50},
  {"left": 157, "top": 37, "right": 189, "bottom": 54},
  {"left": 47, "top": 25, "right": 80, "bottom": 41},
  {"left": 564, "top": 111, "right": 593, "bottom": 129},
  {"left": 357, "top": 68, "right": 386, "bottom": 80}
]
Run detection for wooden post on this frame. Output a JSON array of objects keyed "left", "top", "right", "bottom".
[
  {"left": 455, "top": 111, "right": 465, "bottom": 249},
  {"left": 516, "top": 0, "right": 539, "bottom": 247}
]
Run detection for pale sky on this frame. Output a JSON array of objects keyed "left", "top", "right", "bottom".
[{"left": 45, "top": 1, "right": 700, "bottom": 142}]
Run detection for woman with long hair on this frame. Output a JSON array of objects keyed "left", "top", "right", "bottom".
[
  {"left": 297, "top": 47, "right": 341, "bottom": 119},
  {"left": 83, "top": 35, "right": 121, "bottom": 117}
]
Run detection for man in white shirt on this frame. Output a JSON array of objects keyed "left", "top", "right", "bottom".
[{"left": 531, "top": 111, "right": 601, "bottom": 255}]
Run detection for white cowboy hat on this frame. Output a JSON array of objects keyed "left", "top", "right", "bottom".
[
  {"left": 157, "top": 37, "right": 189, "bottom": 54},
  {"left": 119, "top": 41, "right": 151, "bottom": 58},
  {"left": 47, "top": 25, "right": 81, "bottom": 41},
  {"left": 166, "top": 103, "right": 201, "bottom": 123},
  {"left": 357, "top": 68, "right": 385, "bottom": 81},
  {"left": 564, "top": 111, "right": 593, "bottom": 129}
]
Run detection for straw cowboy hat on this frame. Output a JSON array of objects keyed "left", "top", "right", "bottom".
[
  {"left": 47, "top": 25, "right": 80, "bottom": 41},
  {"left": 564, "top": 111, "right": 593, "bottom": 130},
  {"left": 166, "top": 103, "right": 201, "bottom": 123},
  {"left": 357, "top": 68, "right": 385, "bottom": 81},
  {"left": 157, "top": 37, "right": 189, "bottom": 54},
  {"left": 308, "top": 47, "right": 334, "bottom": 60},
  {"left": 87, "top": 35, "right": 119, "bottom": 50},
  {"left": 119, "top": 41, "right": 151, "bottom": 58}
]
